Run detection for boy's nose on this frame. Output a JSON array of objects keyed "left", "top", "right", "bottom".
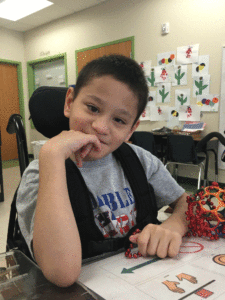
[{"left": 92, "top": 117, "right": 110, "bottom": 134}]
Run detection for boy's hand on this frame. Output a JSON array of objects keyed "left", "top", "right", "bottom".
[
  {"left": 129, "top": 224, "right": 182, "bottom": 258},
  {"left": 40, "top": 130, "right": 102, "bottom": 167}
]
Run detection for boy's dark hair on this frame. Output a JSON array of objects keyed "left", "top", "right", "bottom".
[{"left": 74, "top": 54, "right": 148, "bottom": 125}]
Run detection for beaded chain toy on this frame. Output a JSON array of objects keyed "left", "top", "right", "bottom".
[
  {"left": 186, "top": 182, "right": 225, "bottom": 240},
  {"left": 125, "top": 229, "right": 142, "bottom": 259}
]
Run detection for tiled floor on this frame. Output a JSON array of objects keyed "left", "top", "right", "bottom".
[{"left": 0, "top": 166, "right": 21, "bottom": 253}]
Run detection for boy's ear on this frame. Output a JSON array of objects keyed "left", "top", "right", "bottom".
[
  {"left": 125, "top": 120, "right": 140, "bottom": 142},
  {"left": 64, "top": 87, "right": 75, "bottom": 118}
]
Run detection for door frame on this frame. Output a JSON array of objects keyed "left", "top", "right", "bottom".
[
  {"left": 0, "top": 59, "right": 25, "bottom": 127},
  {"left": 27, "top": 53, "right": 68, "bottom": 128},
  {"left": 75, "top": 36, "right": 135, "bottom": 78}
]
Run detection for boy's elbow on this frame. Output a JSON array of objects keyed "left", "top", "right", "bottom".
[{"left": 43, "top": 264, "right": 81, "bottom": 287}]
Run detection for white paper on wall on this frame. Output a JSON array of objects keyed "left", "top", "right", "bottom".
[
  {"left": 140, "top": 105, "right": 151, "bottom": 121},
  {"left": 154, "top": 65, "right": 174, "bottom": 83},
  {"left": 175, "top": 89, "right": 191, "bottom": 106},
  {"left": 149, "top": 105, "right": 169, "bottom": 121},
  {"left": 157, "top": 83, "right": 171, "bottom": 103},
  {"left": 192, "top": 55, "right": 209, "bottom": 77},
  {"left": 146, "top": 67, "right": 156, "bottom": 87},
  {"left": 172, "top": 65, "right": 187, "bottom": 86},
  {"left": 196, "top": 94, "right": 219, "bottom": 112},
  {"left": 193, "top": 75, "right": 210, "bottom": 97},
  {"left": 140, "top": 60, "right": 152, "bottom": 76},
  {"left": 167, "top": 106, "right": 180, "bottom": 128},
  {"left": 148, "top": 90, "right": 156, "bottom": 106},
  {"left": 177, "top": 44, "right": 199, "bottom": 64},
  {"left": 157, "top": 51, "right": 176, "bottom": 66},
  {"left": 179, "top": 105, "right": 201, "bottom": 121}
]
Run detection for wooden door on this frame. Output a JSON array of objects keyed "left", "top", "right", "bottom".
[
  {"left": 76, "top": 40, "right": 132, "bottom": 74},
  {"left": 0, "top": 63, "right": 20, "bottom": 161}
]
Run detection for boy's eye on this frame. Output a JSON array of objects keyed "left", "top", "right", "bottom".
[
  {"left": 87, "top": 105, "right": 99, "bottom": 113},
  {"left": 114, "top": 118, "right": 125, "bottom": 124}
]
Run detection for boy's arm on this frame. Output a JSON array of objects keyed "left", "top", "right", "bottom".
[
  {"left": 129, "top": 192, "right": 189, "bottom": 258},
  {"left": 33, "top": 130, "right": 101, "bottom": 287}
]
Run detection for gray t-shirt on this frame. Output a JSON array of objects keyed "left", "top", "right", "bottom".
[{"left": 16, "top": 144, "right": 185, "bottom": 255}]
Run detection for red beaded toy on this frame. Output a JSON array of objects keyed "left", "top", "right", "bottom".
[
  {"left": 186, "top": 182, "right": 225, "bottom": 240},
  {"left": 125, "top": 228, "right": 142, "bottom": 259}
]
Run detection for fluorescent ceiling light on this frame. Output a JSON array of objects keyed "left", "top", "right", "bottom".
[{"left": 0, "top": 0, "right": 53, "bottom": 21}]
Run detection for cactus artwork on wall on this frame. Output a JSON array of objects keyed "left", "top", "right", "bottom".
[
  {"left": 193, "top": 75, "right": 210, "bottom": 97},
  {"left": 172, "top": 65, "right": 187, "bottom": 86},
  {"left": 175, "top": 89, "right": 190, "bottom": 106},
  {"left": 157, "top": 83, "right": 171, "bottom": 103},
  {"left": 146, "top": 68, "right": 156, "bottom": 87}
]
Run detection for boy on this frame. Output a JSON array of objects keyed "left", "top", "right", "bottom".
[{"left": 17, "top": 55, "right": 189, "bottom": 287}]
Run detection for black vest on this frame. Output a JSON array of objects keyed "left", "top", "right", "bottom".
[{"left": 65, "top": 143, "right": 159, "bottom": 259}]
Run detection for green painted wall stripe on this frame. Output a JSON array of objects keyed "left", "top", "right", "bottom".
[{"left": 75, "top": 36, "right": 135, "bottom": 78}]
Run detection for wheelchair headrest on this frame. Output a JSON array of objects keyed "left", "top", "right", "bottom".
[{"left": 29, "top": 86, "right": 70, "bottom": 138}]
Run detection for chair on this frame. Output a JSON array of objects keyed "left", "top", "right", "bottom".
[
  {"left": 165, "top": 134, "right": 207, "bottom": 190},
  {"left": 130, "top": 131, "right": 158, "bottom": 156},
  {"left": 6, "top": 86, "right": 68, "bottom": 257},
  {"left": 6, "top": 114, "right": 29, "bottom": 177}
]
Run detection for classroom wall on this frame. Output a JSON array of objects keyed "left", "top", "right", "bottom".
[{"left": 1, "top": 0, "right": 225, "bottom": 182}]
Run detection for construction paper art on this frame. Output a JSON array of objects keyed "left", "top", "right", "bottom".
[
  {"left": 157, "top": 83, "right": 171, "bottom": 103},
  {"left": 175, "top": 89, "right": 191, "bottom": 106},
  {"left": 193, "top": 75, "right": 210, "bottom": 97},
  {"left": 140, "top": 105, "right": 150, "bottom": 121},
  {"left": 179, "top": 105, "right": 201, "bottom": 121},
  {"left": 149, "top": 105, "right": 169, "bottom": 121},
  {"left": 177, "top": 44, "right": 199, "bottom": 64},
  {"left": 148, "top": 90, "right": 156, "bottom": 106},
  {"left": 192, "top": 55, "right": 209, "bottom": 77},
  {"left": 157, "top": 51, "right": 176, "bottom": 66},
  {"left": 167, "top": 106, "right": 180, "bottom": 128},
  {"left": 146, "top": 67, "right": 156, "bottom": 87},
  {"left": 139, "top": 60, "right": 151, "bottom": 76},
  {"left": 197, "top": 94, "right": 219, "bottom": 112},
  {"left": 154, "top": 66, "right": 174, "bottom": 83},
  {"left": 172, "top": 65, "right": 187, "bottom": 86}
]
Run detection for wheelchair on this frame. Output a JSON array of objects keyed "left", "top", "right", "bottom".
[{"left": 6, "top": 85, "right": 225, "bottom": 260}]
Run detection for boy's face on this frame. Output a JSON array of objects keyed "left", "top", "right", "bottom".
[{"left": 64, "top": 75, "right": 140, "bottom": 161}]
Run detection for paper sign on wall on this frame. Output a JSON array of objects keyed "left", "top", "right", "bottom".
[
  {"left": 149, "top": 106, "right": 169, "bottom": 121},
  {"left": 179, "top": 105, "right": 201, "bottom": 121},
  {"left": 140, "top": 105, "right": 151, "bottom": 121},
  {"left": 177, "top": 44, "right": 199, "bottom": 64},
  {"left": 148, "top": 90, "right": 156, "bottom": 106},
  {"left": 140, "top": 60, "right": 151, "bottom": 76},
  {"left": 146, "top": 68, "right": 156, "bottom": 87},
  {"left": 154, "top": 66, "right": 174, "bottom": 83},
  {"left": 167, "top": 106, "right": 180, "bottom": 128},
  {"left": 175, "top": 89, "right": 190, "bottom": 106},
  {"left": 197, "top": 94, "right": 219, "bottom": 112},
  {"left": 157, "top": 83, "right": 171, "bottom": 103},
  {"left": 172, "top": 65, "right": 187, "bottom": 86},
  {"left": 157, "top": 51, "right": 176, "bottom": 66},
  {"left": 192, "top": 55, "right": 209, "bottom": 77},
  {"left": 193, "top": 75, "right": 210, "bottom": 97}
]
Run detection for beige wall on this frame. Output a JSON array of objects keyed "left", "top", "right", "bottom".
[{"left": 1, "top": 0, "right": 225, "bottom": 181}]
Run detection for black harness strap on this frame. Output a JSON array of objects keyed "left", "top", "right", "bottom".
[{"left": 65, "top": 143, "right": 158, "bottom": 259}]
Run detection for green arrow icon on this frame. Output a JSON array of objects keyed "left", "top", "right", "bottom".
[{"left": 121, "top": 257, "right": 161, "bottom": 274}]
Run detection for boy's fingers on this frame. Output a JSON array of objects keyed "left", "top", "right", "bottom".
[
  {"left": 168, "top": 234, "right": 182, "bottom": 257},
  {"left": 129, "top": 234, "right": 139, "bottom": 244}
]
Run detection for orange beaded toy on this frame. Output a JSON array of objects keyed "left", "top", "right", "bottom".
[{"left": 186, "top": 182, "right": 225, "bottom": 240}]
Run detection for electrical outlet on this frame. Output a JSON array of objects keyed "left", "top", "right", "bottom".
[{"left": 162, "top": 23, "right": 169, "bottom": 34}]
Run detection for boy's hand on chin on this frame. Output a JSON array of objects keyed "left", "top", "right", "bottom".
[
  {"left": 129, "top": 224, "right": 182, "bottom": 259},
  {"left": 40, "top": 130, "right": 102, "bottom": 166}
]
